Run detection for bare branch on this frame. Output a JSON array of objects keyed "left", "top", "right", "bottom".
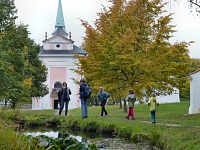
[{"left": 188, "top": 0, "right": 200, "bottom": 8}]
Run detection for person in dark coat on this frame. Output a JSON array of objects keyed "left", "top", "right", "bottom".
[
  {"left": 58, "top": 82, "right": 71, "bottom": 116},
  {"left": 79, "top": 78, "right": 89, "bottom": 118}
]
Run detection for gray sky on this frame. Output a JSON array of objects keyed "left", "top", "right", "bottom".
[{"left": 15, "top": 0, "right": 200, "bottom": 58}]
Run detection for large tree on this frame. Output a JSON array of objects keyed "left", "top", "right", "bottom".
[
  {"left": 76, "top": 0, "right": 192, "bottom": 99},
  {"left": 0, "top": 0, "right": 47, "bottom": 107}
]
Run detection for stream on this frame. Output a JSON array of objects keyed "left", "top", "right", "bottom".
[{"left": 25, "top": 128, "right": 151, "bottom": 150}]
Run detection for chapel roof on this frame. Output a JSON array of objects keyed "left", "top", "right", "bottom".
[
  {"left": 189, "top": 69, "right": 200, "bottom": 76},
  {"left": 40, "top": 45, "right": 87, "bottom": 55},
  {"left": 52, "top": 0, "right": 68, "bottom": 36}
]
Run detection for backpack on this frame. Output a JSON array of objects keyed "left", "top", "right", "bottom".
[{"left": 83, "top": 84, "right": 92, "bottom": 99}]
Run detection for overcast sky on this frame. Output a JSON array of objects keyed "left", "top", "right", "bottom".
[{"left": 14, "top": 0, "right": 200, "bottom": 58}]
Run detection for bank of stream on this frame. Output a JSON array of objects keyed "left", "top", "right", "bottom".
[
  {"left": 0, "top": 108, "right": 165, "bottom": 149},
  {"left": 25, "top": 128, "right": 151, "bottom": 150}
]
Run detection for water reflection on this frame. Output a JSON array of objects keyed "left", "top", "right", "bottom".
[
  {"left": 25, "top": 129, "right": 150, "bottom": 150},
  {"left": 26, "top": 131, "right": 85, "bottom": 143}
]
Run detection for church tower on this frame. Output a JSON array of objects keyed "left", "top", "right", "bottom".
[{"left": 32, "top": 0, "right": 86, "bottom": 110}]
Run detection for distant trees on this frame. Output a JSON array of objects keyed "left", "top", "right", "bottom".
[
  {"left": 76, "top": 0, "right": 192, "bottom": 99},
  {"left": 0, "top": 0, "right": 47, "bottom": 108}
]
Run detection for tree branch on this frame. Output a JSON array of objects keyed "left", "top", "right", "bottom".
[{"left": 189, "top": 0, "right": 200, "bottom": 8}]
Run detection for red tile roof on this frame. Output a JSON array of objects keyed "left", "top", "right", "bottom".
[{"left": 189, "top": 69, "right": 200, "bottom": 75}]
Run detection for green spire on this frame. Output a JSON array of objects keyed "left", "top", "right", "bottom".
[{"left": 53, "top": 0, "right": 68, "bottom": 35}]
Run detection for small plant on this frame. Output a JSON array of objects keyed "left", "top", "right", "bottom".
[{"left": 131, "top": 133, "right": 150, "bottom": 143}]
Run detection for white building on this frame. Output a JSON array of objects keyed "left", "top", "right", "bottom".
[
  {"left": 32, "top": 0, "right": 86, "bottom": 110},
  {"left": 189, "top": 69, "right": 200, "bottom": 114},
  {"left": 140, "top": 88, "right": 180, "bottom": 104},
  {"left": 157, "top": 88, "right": 180, "bottom": 104}
]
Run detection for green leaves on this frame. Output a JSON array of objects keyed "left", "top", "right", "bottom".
[
  {"left": 0, "top": 1, "right": 47, "bottom": 107},
  {"left": 76, "top": 0, "right": 192, "bottom": 98}
]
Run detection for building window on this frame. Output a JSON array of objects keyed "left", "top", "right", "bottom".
[
  {"left": 56, "top": 44, "right": 60, "bottom": 48},
  {"left": 54, "top": 82, "right": 62, "bottom": 89}
]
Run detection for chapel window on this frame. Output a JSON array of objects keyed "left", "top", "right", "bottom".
[{"left": 54, "top": 82, "right": 62, "bottom": 89}]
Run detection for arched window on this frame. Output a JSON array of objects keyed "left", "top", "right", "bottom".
[{"left": 54, "top": 82, "right": 62, "bottom": 89}]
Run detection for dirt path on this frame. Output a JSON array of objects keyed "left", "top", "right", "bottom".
[{"left": 140, "top": 121, "right": 181, "bottom": 127}]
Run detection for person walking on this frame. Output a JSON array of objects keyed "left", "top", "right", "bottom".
[
  {"left": 97, "top": 87, "right": 110, "bottom": 117},
  {"left": 79, "top": 78, "right": 90, "bottom": 118},
  {"left": 126, "top": 90, "right": 136, "bottom": 120},
  {"left": 148, "top": 93, "right": 159, "bottom": 124},
  {"left": 58, "top": 82, "right": 71, "bottom": 116}
]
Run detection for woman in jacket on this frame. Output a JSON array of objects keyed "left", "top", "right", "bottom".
[
  {"left": 97, "top": 87, "right": 110, "bottom": 117},
  {"left": 58, "top": 82, "right": 71, "bottom": 116}
]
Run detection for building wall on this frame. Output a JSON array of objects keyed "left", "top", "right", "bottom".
[
  {"left": 32, "top": 56, "right": 81, "bottom": 110},
  {"left": 189, "top": 72, "right": 200, "bottom": 114},
  {"left": 140, "top": 89, "right": 180, "bottom": 104},
  {"left": 157, "top": 88, "right": 180, "bottom": 104},
  {"left": 50, "top": 67, "right": 66, "bottom": 108}
]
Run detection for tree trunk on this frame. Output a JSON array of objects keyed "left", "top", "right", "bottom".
[
  {"left": 5, "top": 99, "right": 7, "bottom": 106},
  {"left": 11, "top": 101, "right": 16, "bottom": 109},
  {"left": 124, "top": 99, "right": 127, "bottom": 112},
  {"left": 119, "top": 98, "right": 122, "bottom": 109}
]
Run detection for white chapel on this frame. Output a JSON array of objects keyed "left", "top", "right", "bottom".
[{"left": 32, "top": 0, "right": 86, "bottom": 110}]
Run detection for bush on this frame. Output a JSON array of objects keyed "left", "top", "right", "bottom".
[{"left": 0, "top": 122, "right": 32, "bottom": 150}]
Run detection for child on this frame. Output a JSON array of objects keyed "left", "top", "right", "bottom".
[
  {"left": 126, "top": 90, "right": 136, "bottom": 120},
  {"left": 148, "top": 93, "right": 159, "bottom": 124}
]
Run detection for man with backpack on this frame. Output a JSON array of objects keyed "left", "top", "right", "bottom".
[{"left": 79, "top": 78, "right": 92, "bottom": 118}]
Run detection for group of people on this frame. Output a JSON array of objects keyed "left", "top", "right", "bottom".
[
  {"left": 57, "top": 79, "right": 159, "bottom": 123},
  {"left": 57, "top": 79, "right": 110, "bottom": 118},
  {"left": 126, "top": 90, "right": 159, "bottom": 123}
]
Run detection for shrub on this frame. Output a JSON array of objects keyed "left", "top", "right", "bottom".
[
  {"left": 101, "top": 124, "right": 116, "bottom": 134},
  {"left": 84, "top": 121, "right": 101, "bottom": 132},
  {"left": 131, "top": 133, "right": 150, "bottom": 143}
]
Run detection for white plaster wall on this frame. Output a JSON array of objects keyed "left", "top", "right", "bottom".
[
  {"left": 156, "top": 94, "right": 180, "bottom": 104},
  {"left": 33, "top": 55, "right": 80, "bottom": 110},
  {"left": 189, "top": 73, "right": 200, "bottom": 114},
  {"left": 43, "top": 36, "right": 72, "bottom": 50},
  {"left": 140, "top": 88, "right": 180, "bottom": 104},
  {"left": 157, "top": 89, "right": 180, "bottom": 104},
  {"left": 66, "top": 63, "right": 80, "bottom": 109},
  {"left": 32, "top": 95, "right": 51, "bottom": 110}
]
